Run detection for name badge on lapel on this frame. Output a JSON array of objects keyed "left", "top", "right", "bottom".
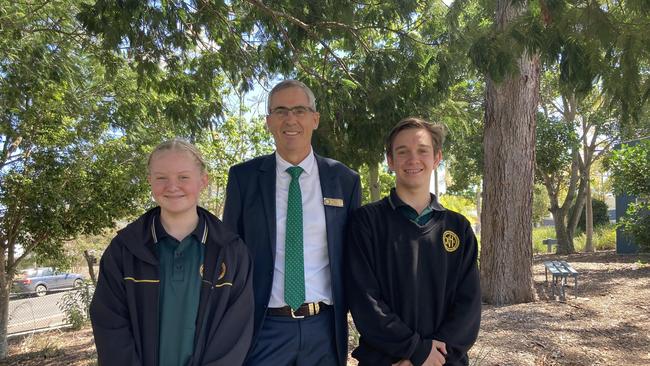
[{"left": 323, "top": 198, "right": 344, "bottom": 207}]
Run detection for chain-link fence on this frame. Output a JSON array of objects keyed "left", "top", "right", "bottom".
[{"left": 8, "top": 283, "right": 94, "bottom": 336}]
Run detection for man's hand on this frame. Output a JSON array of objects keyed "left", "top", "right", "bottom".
[{"left": 422, "top": 340, "right": 447, "bottom": 366}]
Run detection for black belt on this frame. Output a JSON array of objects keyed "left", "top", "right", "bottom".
[{"left": 267, "top": 302, "right": 330, "bottom": 318}]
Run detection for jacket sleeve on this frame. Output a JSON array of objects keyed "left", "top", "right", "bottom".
[
  {"left": 345, "top": 211, "right": 433, "bottom": 366},
  {"left": 90, "top": 240, "right": 142, "bottom": 365},
  {"left": 350, "top": 173, "right": 362, "bottom": 211},
  {"left": 433, "top": 223, "right": 481, "bottom": 363},
  {"left": 222, "top": 167, "right": 241, "bottom": 235},
  {"left": 201, "top": 240, "right": 254, "bottom": 366}
]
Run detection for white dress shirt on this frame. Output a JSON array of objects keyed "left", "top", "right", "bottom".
[{"left": 269, "top": 149, "right": 332, "bottom": 307}]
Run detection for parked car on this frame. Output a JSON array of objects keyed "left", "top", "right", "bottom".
[{"left": 12, "top": 267, "right": 85, "bottom": 297}]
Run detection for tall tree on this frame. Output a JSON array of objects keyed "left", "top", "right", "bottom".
[
  {"left": 79, "top": 0, "right": 457, "bottom": 202},
  {"left": 482, "top": 4, "right": 539, "bottom": 304},
  {"left": 535, "top": 112, "right": 581, "bottom": 253},
  {"left": 449, "top": 0, "right": 650, "bottom": 304},
  {"left": 79, "top": 0, "right": 650, "bottom": 307},
  {"left": 0, "top": 0, "right": 225, "bottom": 357},
  {"left": 538, "top": 68, "right": 620, "bottom": 254}
]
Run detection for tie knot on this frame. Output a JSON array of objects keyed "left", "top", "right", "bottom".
[{"left": 286, "top": 166, "right": 303, "bottom": 180}]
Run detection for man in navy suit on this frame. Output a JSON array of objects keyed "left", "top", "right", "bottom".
[{"left": 223, "top": 79, "right": 361, "bottom": 366}]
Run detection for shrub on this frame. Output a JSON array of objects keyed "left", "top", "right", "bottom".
[
  {"left": 574, "top": 224, "right": 617, "bottom": 251},
  {"left": 578, "top": 198, "right": 610, "bottom": 232},
  {"left": 619, "top": 201, "right": 650, "bottom": 252},
  {"left": 58, "top": 282, "right": 95, "bottom": 330},
  {"left": 593, "top": 224, "right": 617, "bottom": 251}
]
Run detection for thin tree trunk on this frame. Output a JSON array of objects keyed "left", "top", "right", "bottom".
[
  {"left": 549, "top": 205, "right": 573, "bottom": 253},
  {"left": 475, "top": 187, "right": 482, "bottom": 236},
  {"left": 368, "top": 163, "right": 380, "bottom": 202},
  {"left": 583, "top": 119, "right": 594, "bottom": 252},
  {"left": 567, "top": 172, "right": 588, "bottom": 249},
  {"left": 0, "top": 262, "right": 8, "bottom": 358},
  {"left": 480, "top": 2, "right": 539, "bottom": 304},
  {"left": 83, "top": 250, "right": 97, "bottom": 286},
  {"left": 585, "top": 176, "right": 594, "bottom": 251}
]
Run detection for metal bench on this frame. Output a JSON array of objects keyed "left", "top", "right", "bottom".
[
  {"left": 542, "top": 238, "right": 558, "bottom": 253},
  {"left": 543, "top": 261, "right": 579, "bottom": 300}
]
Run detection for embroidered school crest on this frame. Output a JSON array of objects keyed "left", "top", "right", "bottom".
[{"left": 443, "top": 230, "right": 460, "bottom": 253}]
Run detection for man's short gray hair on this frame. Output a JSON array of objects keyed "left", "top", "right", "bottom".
[{"left": 267, "top": 80, "right": 317, "bottom": 114}]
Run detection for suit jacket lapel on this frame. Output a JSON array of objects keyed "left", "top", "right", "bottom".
[
  {"left": 316, "top": 155, "right": 340, "bottom": 262},
  {"left": 258, "top": 154, "right": 277, "bottom": 261}
]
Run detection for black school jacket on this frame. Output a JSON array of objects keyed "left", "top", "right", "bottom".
[{"left": 90, "top": 207, "right": 253, "bottom": 366}]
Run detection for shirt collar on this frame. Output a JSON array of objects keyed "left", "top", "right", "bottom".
[
  {"left": 151, "top": 210, "right": 208, "bottom": 245},
  {"left": 275, "top": 148, "right": 315, "bottom": 177},
  {"left": 387, "top": 188, "right": 445, "bottom": 212}
]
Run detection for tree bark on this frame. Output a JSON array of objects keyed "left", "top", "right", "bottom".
[
  {"left": 583, "top": 118, "right": 594, "bottom": 252},
  {"left": 480, "top": 2, "right": 539, "bottom": 303},
  {"left": 368, "top": 162, "right": 380, "bottom": 202},
  {"left": 0, "top": 259, "right": 8, "bottom": 358},
  {"left": 475, "top": 187, "right": 482, "bottom": 236},
  {"left": 83, "top": 250, "right": 97, "bottom": 286}
]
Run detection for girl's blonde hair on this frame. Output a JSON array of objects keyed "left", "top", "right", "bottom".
[{"left": 147, "top": 139, "right": 207, "bottom": 174}]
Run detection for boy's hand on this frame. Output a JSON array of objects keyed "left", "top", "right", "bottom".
[{"left": 422, "top": 340, "right": 447, "bottom": 366}]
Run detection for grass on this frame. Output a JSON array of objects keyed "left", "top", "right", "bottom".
[{"left": 532, "top": 224, "right": 616, "bottom": 253}]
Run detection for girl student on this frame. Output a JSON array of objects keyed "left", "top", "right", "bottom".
[{"left": 90, "top": 139, "right": 253, "bottom": 366}]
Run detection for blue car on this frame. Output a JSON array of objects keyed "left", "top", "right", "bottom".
[{"left": 12, "top": 267, "right": 85, "bottom": 297}]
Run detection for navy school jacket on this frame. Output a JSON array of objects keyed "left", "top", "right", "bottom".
[{"left": 90, "top": 206, "right": 254, "bottom": 366}]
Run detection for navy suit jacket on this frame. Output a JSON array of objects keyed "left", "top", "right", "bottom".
[{"left": 223, "top": 152, "right": 361, "bottom": 366}]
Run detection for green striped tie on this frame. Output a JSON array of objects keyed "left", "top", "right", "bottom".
[{"left": 285, "top": 166, "right": 305, "bottom": 311}]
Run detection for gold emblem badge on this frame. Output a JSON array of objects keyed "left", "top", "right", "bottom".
[
  {"left": 218, "top": 263, "right": 226, "bottom": 280},
  {"left": 442, "top": 230, "right": 460, "bottom": 252}
]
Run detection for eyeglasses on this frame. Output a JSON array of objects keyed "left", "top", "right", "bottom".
[{"left": 269, "top": 106, "right": 315, "bottom": 118}]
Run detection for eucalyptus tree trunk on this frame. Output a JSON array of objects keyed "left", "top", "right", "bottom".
[
  {"left": 583, "top": 118, "right": 594, "bottom": 252},
  {"left": 83, "top": 250, "right": 98, "bottom": 286},
  {"left": 368, "top": 163, "right": 380, "bottom": 202},
  {"left": 543, "top": 151, "right": 580, "bottom": 254},
  {"left": 480, "top": 0, "right": 539, "bottom": 305},
  {"left": 0, "top": 262, "right": 8, "bottom": 358}
]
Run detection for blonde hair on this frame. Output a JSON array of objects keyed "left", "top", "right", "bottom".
[{"left": 147, "top": 139, "right": 207, "bottom": 174}]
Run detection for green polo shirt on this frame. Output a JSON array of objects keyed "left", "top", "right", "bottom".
[
  {"left": 154, "top": 215, "right": 206, "bottom": 366},
  {"left": 388, "top": 188, "right": 445, "bottom": 226}
]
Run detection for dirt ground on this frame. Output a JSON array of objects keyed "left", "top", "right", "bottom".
[
  {"left": 3, "top": 250, "right": 649, "bottom": 366},
  {"left": 467, "top": 250, "right": 650, "bottom": 366}
]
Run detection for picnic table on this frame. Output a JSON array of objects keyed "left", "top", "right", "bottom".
[{"left": 543, "top": 260, "right": 579, "bottom": 300}]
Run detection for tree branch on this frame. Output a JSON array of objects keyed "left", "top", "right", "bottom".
[{"left": 245, "top": 0, "right": 364, "bottom": 90}]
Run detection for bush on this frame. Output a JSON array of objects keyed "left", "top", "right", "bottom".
[
  {"left": 574, "top": 224, "right": 617, "bottom": 251},
  {"left": 58, "top": 282, "right": 95, "bottom": 330},
  {"left": 533, "top": 224, "right": 616, "bottom": 253},
  {"left": 578, "top": 198, "right": 610, "bottom": 232},
  {"left": 619, "top": 201, "right": 650, "bottom": 252}
]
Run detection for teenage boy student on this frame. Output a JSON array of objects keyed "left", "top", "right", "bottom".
[{"left": 346, "top": 118, "right": 481, "bottom": 366}]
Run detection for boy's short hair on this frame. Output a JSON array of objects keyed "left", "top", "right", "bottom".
[{"left": 385, "top": 117, "right": 446, "bottom": 158}]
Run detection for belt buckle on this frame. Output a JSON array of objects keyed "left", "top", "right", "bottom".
[{"left": 290, "top": 307, "right": 304, "bottom": 319}]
